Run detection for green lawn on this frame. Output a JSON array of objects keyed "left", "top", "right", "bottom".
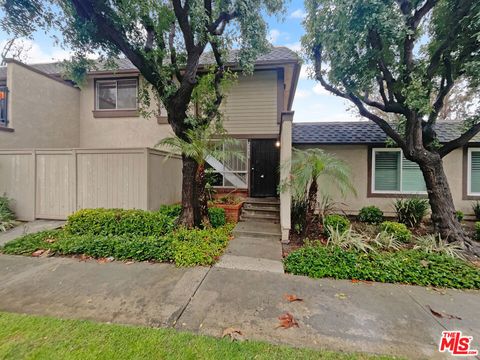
[{"left": 0, "top": 312, "right": 398, "bottom": 360}]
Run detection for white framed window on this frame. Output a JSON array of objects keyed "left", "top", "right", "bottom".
[
  {"left": 206, "top": 139, "right": 249, "bottom": 189},
  {"left": 467, "top": 148, "right": 480, "bottom": 196},
  {"left": 95, "top": 78, "right": 138, "bottom": 110},
  {"left": 372, "top": 148, "right": 427, "bottom": 194}
]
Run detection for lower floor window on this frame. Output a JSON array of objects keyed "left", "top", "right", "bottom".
[
  {"left": 372, "top": 148, "right": 426, "bottom": 194},
  {"left": 468, "top": 148, "right": 480, "bottom": 195},
  {"left": 206, "top": 139, "right": 248, "bottom": 189}
]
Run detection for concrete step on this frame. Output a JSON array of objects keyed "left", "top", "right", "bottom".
[
  {"left": 233, "top": 220, "right": 281, "bottom": 239},
  {"left": 244, "top": 198, "right": 280, "bottom": 206},
  {"left": 241, "top": 212, "right": 280, "bottom": 220},
  {"left": 243, "top": 204, "right": 280, "bottom": 213},
  {"left": 241, "top": 207, "right": 280, "bottom": 217}
]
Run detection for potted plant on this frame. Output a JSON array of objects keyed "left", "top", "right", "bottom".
[{"left": 209, "top": 195, "right": 244, "bottom": 223}]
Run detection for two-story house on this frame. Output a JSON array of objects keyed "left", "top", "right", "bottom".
[{"left": 0, "top": 47, "right": 299, "bottom": 241}]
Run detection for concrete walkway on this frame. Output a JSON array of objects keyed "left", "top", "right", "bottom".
[
  {"left": 0, "top": 220, "right": 65, "bottom": 246},
  {"left": 214, "top": 220, "right": 284, "bottom": 273},
  {"left": 0, "top": 254, "right": 478, "bottom": 359}
]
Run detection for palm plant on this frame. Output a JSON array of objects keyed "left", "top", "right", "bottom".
[
  {"left": 158, "top": 125, "right": 242, "bottom": 227},
  {"left": 281, "top": 148, "right": 355, "bottom": 235}
]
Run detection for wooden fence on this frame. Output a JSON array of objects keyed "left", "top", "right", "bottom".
[{"left": 0, "top": 148, "right": 182, "bottom": 220}]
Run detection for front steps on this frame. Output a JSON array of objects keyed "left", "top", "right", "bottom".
[{"left": 240, "top": 198, "right": 280, "bottom": 223}]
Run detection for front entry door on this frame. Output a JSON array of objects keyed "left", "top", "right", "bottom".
[{"left": 250, "top": 139, "right": 280, "bottom": 197}]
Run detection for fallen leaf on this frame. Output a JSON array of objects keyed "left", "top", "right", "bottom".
[
  {"left": 222, "top": 327, "right": 245, "bottom": 341},
  {"left": 284, "top": 294, "right": 303, "bottom": 302},
  {"left": 32, "top": 249, "right": 46, "bottom": 257},
  {"left": 125, "top": 261, "right": 134, "bottom": 265},
  {"left": 432, "top": 288, "right": 447, "bottom": 295},
  {"left": 335, "top": 293, "right": 348, "bottom": 300},
  {"left": 351, "top": 279, "right": 373, "bottom": 285},
  {"left": 420, "top": 260, "right": 430, "bottom": 268},
  {"left": 427, "top": 306, "right": 462, "bottom": 320},
  {"left": 276, "top": 312, "right": 299, "bottom": 329},
  {"left": 97, "top": 257, "right": 114, "bottom": 264},
  {"left": 44, "top": 238, "right": 56, "bottom": 244}
]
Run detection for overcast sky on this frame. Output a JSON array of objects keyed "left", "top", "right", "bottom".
[{"left": 0, "top": 0, "right": 358, "bottom": 123}]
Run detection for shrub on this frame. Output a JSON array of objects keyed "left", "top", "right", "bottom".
[
  {"left": 2, "top": 224, "right": 234, "bottom": 266},
  {"left": 283, "top": 245, "right": 480, "bottom": 289},
  {"left": 325, "top": 227, "right": 373, "bottom": 253},
  {"left": 65, "top": 208, "right": 175, "bottom": 237},
  {"left": 472, "top": 202, "right": 480, "bottom": 221},
  {"left": 323, "top": 214, "right": 350, "bottom": 238},
  {"left": 208, "top": 207, "right": 226, "bottom": 227},
  {"left": 169, "top": 225, "right": 233, "bottom": 267},
  {"left": 476, "top": 222, "right": 480, "bottom": 241},
  {"left": 0, "top": 195, "right": 15, "bottom": 232},
  {"left": 380, "top": 221, "right": 412, "bottom": 243},
  {"left": 394, "top": 198, "right": 429, "bottom": 227},
  {"left": 291, "top": 199, "right": 307, "bottom": 234},
  {"left": 456, "top": 210, "right": 464, "bottom": 222},
  {"left": 413, "top": 234, "right": 464, "bottom": 259},
  {"left": 158, "top": 204, "right": 181, "bottom": 218},
  {"left": 358, "top": 206, "right": 384, "bottom": 224}
]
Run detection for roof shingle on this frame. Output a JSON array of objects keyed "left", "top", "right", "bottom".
[
  {"left": 292, "top": 121, "right": 479, "bottom": 144},
  {"left": 0, "top": 46, "right": 298, "bottom": 80}
]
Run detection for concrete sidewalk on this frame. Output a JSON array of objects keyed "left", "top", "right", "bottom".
[{"left": 0, "top": 254, "right": 478, "bottom": 359}]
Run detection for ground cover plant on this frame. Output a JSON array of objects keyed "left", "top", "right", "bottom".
[
  {"left": 0, "top": 196, "right": 16, "bottom": 232},
  {"left": 1, "top": 206, "right": 231, "bottom": 267},
  {"left": 284, "top": 243, "right": 480, "bottom": 289},
  {"left": 0, "top": 312, "right": 396, "bottom": 360}
]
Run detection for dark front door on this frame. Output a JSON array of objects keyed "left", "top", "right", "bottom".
[{"left": 250, "top": 139, "right": 280, "bottom": 197}]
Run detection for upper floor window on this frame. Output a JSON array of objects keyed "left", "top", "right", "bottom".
[
  {"left": 372, "top": 148, "right": 426, "bottom": 194},
  {"left": 467, "top": 148, "right": 480, "bottom": 196},
  {"left": 96, "top": 78, "right": 138, "bottom": 110}
]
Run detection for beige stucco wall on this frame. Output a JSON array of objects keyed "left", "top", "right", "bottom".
[
  {"left": 78, "top": 75, "right": 173, "bottom": 148},
  {"left": 79, "top": 70, "right": 281, "bottom": 148},
  {"left": 0, "top": 62, "right": 80, "bottom": 148},
  {"left": 296, "top": 144, "right": 472, "bottom": 216},
  {"left": 220, "top": 70, "right": 280, "bottom": 136}
]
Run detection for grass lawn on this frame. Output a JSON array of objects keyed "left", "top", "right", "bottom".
[{"left": 0, "top": 312, "right": 398, "bottom": 360}]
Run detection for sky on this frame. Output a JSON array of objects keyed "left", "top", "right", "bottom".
[{"left": 0, "top": 0, "right": 357, "bottom": 123}]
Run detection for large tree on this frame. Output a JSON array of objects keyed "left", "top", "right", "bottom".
[
  {"left": 303, "top": 0, "right": 480, "bottom": 254},
  {"left": 1, "top": 0, "right": 284, "bottom": 227}
]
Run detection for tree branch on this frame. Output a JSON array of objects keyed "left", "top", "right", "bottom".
[
  {"left": 172, "top": 0, "right": 195, "bottom": 51},
  {"left": 428, "top": 56, "right": 454, "bottom": 125},
  {"left": 410, "top": 0, "right": 437, "bottom": 28},
  {"left": 168, "top": 23, "right": 183, "bottom": 82},
  {"left": 439, "top": 122, "right": 480, "bottom": 157},
  {"left": 208, "top": 11, "right": 238, "bottom": 35},
  {"left": 312, "top": 45, "right": 405, "bottom": 148}
]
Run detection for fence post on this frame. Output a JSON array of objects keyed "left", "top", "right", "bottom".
[{"left": 31, "top": 149, "right": 36, "bottom": 220}]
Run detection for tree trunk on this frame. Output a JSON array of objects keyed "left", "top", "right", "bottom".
[
  {"left": 177, "top": 155, "right": 201, "bottom": 228},
  {"left": 419, "top": 154, "right": 480, "bottom": 256},
  {"left": 196, "top": 163, "right": 211, "bottom": 227},
  {"left": 304, "top": 180, "right": 318, "bottom": 236}
]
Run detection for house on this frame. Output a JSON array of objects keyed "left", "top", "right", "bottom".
[
  {"left": 0, "top": 47, "right": 299, "bottom": 241},
  {"left": 292, "top": 121, "right": 480, "bottom": 218}
]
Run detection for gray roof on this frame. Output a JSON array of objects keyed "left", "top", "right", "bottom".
[
  {"left": 0, "top": 46, "right": 298, "bottom": 80},
  {"left": 292, "top": 121, "right": 479, "bottom": 144}
]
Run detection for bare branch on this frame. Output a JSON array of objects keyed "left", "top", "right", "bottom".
[
  {"left": 313, "top": 45, "right": 405, "bottom": 148},
  {"left": 439, "top": 122, "right": 480, "bottom": 157}
]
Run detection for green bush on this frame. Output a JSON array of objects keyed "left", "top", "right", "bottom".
[
  {"left": 394, "top": 198, "right": 429, "bottom": 227},
  {"left": 380, "top": 221, "right": 412, "bottom": 243},
  {"left": 65, "top": 208, "right": 175, "bottom": 237},
  {"left": 0, "top": 195, "right": 16, "bottom": 232},
  {"left": 472, "top": 202, "right": 480, "bottom": 221},
  {"left": 158, "top": 204, "right": 225, "bottom": 228},
  {"left": 323, "top": 214, "right": 350, "bottom": 238},
  {"left": 208, "top": 207, "right": 226, "bottom": 228},
  {"left": 283, "top": 245, "right": 480, "bottom": 289},
  {"left": 158, "top": 204, "right": 181, "bottom": 218},
  {"left": 358, "top": 206, "right": 384, "bottom": 224},
  {"left": 1, "top": 224, "right": 233, "bottom": 266},
  {"left": 456, "top": 210, "right": 464, "bottom": 222},
  {"left": 475, "top": 222, "right": 480, "bottom": 241},
  {"left": 169, "top": 224, "right": 233, "bottom": 266}
]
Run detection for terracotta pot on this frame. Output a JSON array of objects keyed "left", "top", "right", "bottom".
[{"left": 211, "top": 202, "right": 244, "bottom": 223}]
